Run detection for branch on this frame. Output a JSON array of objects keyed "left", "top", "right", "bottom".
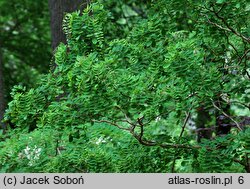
[
  {"left": 224, "top": 32, "right": 240, "bottom": 59},
  {"left": 57, "top": 147, "right": 62, "bottom": 155},
  {"left": 114, "top": 105, "right": 137, "bottom": 127},
  {"left": 137, "top": 117, "right": 144, "bottom": 142},
  {"left": 216, "top": 3, "right": 227, "bottom": 14},
  {"left": 92, "top": 119, "right": 131, "bottom": 131},
  {"left": 160, "top": 143, "right": 201, "bottom": 149},
  {"left": 202, "top": 14, "right": 231, "bottom": 32},
  {"left": 93, "top": 119, "right": 200, "bottom": 150},
  {"left": 238, "top": 49, "right": 250, "bottom": 65},
  {"left": 179, "top": 111, "right": 191, "bottom": 139},
  {"left": 186, "top": 92, "right": 198, "bottom": 99},
  {"left": 200, "top": 5, "right": 250, "bottom": 43},
  {"left": 211, "top": 7, "right": 250, "bottom": 43},
  {"left": 211, "top": 99, "right": 242, "bottom": 131},
  {"left": 246, "top": 70, "right": 250, "bottom": 79}
]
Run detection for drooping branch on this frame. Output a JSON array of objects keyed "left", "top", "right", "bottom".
[
  {"left": 114, "top": 105, "right": 137, "bottom": 127},
  {"left": 93, "top": 115, "right": 200, "bottom": 150},
  {"left": 203, "top": 14, "right": 231, "bottom": 32},
  {"left": 200, "top": 4, "right": 250, "bottom": 43},
  {"left": 211, "top": 7, "right": 250, "bottom": 43}
]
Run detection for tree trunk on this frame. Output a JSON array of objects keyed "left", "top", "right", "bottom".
[
  {"left": 48, "top": 0, "right": 87, "bottom": 50},
  {"left": 0, "top": 47, "right": 6, "bottom": 132}
]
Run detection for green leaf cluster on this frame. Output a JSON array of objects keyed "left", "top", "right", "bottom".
[{"left": 1, "top": 0, "right": 250, "bottom": 172}]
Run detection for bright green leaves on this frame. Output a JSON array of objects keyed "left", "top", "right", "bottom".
[
  {"left": 2, "top": 0, "right": 250, "bottom": 173},
  {"left": 196, "top": 132, "right": 250, "bottom": 173},
  {"left": 55, "top": 44, "right": 67, "bottom": 66},
  {"left": 64, "top": 3, "right": 109, "bottom": 55},
  {"left": 163, "top": 32, "right": 222, "bottom": 108},
  {"left": 4, "top": 87, "right": 47, "bottom": 131}
]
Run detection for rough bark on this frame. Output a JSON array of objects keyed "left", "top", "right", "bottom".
[{"left": 48, "top": 0, "right": 87, "bottom": 50}]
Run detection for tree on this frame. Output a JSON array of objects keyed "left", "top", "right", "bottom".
[
  {"left": 48, "top": 0, "right": 87, "bottom": 50},
  {"left": 1, "top": 0, "right": 250, "bottom": 173}
]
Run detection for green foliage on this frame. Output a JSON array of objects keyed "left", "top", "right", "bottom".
[
  {"left": 0, "top": 0, "right": 51, "bottom": 101},
  {"left": 1, "top": 0, "right": 250, "bottom": 172},
  {"left": 196, "top": 128, "right": 250, "bottom": 173}
]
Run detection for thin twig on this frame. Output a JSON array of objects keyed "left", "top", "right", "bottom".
[
  {"left": 224, "top": 32, "right": 240, "bottom": 59},
  {"left": 160, "top": 143, "right": 200, "bottom": 149},
  {"left": 179, "top": 111, "right": 191, "bottom": 138},
  {"left": 216, "top": 3, "right": 227, "bottom": 14},
  {"left": 238, "top": 49, "right": 250, "bottom": 65},
  {"left": 202, "top": 14, "right": 231, "bottom": 32},
  {"left": 200, "top": 5, "right": 250, "bottom": 43},
  {"left": 211, "top": 7, "right": 250, "bottom": 43},
  {"left": 172, "top": 109, "right": 192, "bottom": 172},
  {"left": 92, "top": 119, "right": 131, "bottom": 131},
  {"left": 114, "top": 105, "right": 137, "bottom": 126},
  {"left": 57, "top": 148, "right": 61, "bottom": 155},
  {"left": 211, "top": 99, "right": 242, "bottom": 131},
  {"left": 93, "top": 119, "right": 200, "bottom": 150}
]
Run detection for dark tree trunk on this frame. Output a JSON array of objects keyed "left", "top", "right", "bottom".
[
  {"left": 247, "top": 160, "right": 250, "bottom": 173},
  {"left": 0, "top": 47, "right": 6, "bottom": 132},
  {"left": 215, "top": 99, "right": 231, "bottom": 136},
  {"left": 196, "top": 106, "right": 212, "bottom": 142},
  {"left": 48, "top": 0, "right": 87, "bottom": 50}
]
